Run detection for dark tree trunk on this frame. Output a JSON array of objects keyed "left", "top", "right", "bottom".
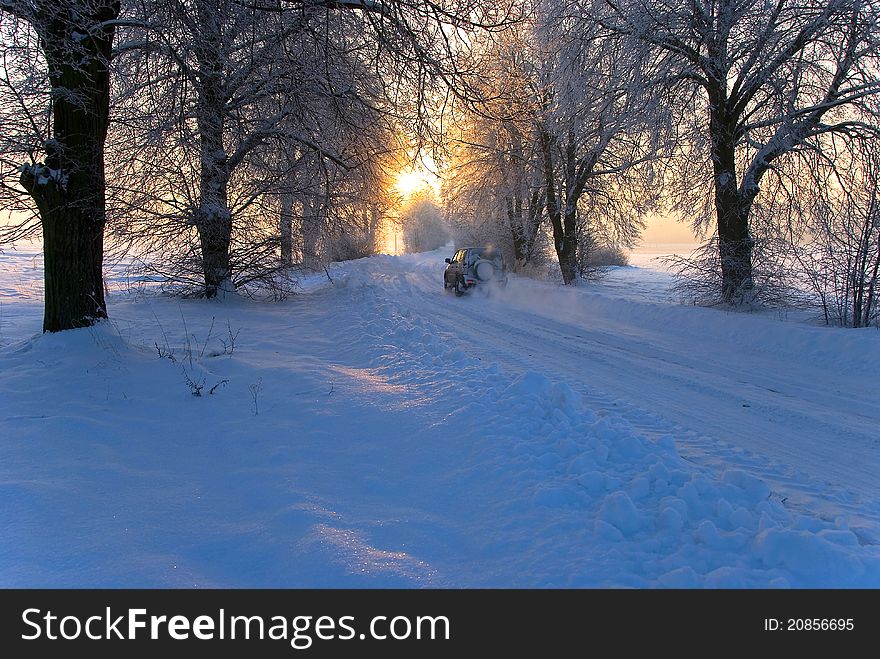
[
  {"left": 557, "top": 207, "right": 578, "bottom": 285},
  {"left": 196, "top": 199, "right": 232, "bottom": 298},
  {"left": 195, "top": 133, "right": 232, "bottom": 297},
  {"left": 511, "top": 226, "right": 527, "bottom": 266},
  {"left": 194, "top": 4, "right": 234, "bottom": 298},
  {"left": 544, "top": 196, "right": 577, "bottom": 285},
  {"left": 19, "top": 1, "right": 120, "bottom": 332},
  {"left": 716, "top": 189, "right": 755, "bottom": 303},
  {"left": 540, "top": 128, "right": 577, "bottom": 285},
  {"left": 710, "top": 104, "right": 755, "bottom": 304},
  {"left": 280, "top": 189, "right": 294, "bottom": 268}
]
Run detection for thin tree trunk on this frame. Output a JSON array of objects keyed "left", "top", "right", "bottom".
[
  {"left": 506, "top": 134, "right": 535, "bottom": 270},
  {"left": 540, "top": 128, "right": 577, "bottom": 285},
  {"left": 507, "top": 192, "right": 528, "bottom": 266},
  {"left": 558, "top": 206, "right": 577, "bottom": 285},
  {"left": 863, "top": 239, "right": 880, "bottom": 327},
  {"left": 300, "top": 195, "right": 322, "bottom": 269},
  {"left": 366, "top": 205, "right": 381, "bottom": 252},
  {"left": 280, "top": 176, "right": 294, "bottom": 268},
  {"left": 522, "top": 187, "right": 544, "bottom": 267},
  {"left": 560, "top": 132, "right": 582, "bottom": 284},
  {"left": 851, "top": 212, "right": 874, "bottom": 327}
]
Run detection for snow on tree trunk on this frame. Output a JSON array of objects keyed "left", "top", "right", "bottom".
[
  {"left": 716, "top": 206, "right": 755, "bottom": 305},
  {"left": 709, "top": 85, "right": 758, "bottom": 304},
  {"left": 194, "top": 9, "right": 233, "bottom": 298},
  {"left": 195, "top": 126, "right": 233, "bottom": 298},
  {"left": 16, "top": 1, "right": 119, "bottom": 331}
]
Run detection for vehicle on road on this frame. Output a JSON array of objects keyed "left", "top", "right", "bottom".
[{"left": 444, "top": 247, "right": 508, "bottom": 296}]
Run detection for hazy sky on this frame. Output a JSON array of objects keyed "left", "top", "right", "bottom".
[
  {"left": 639, "top": 213, "right": 698, "bottom": 244},
  {"left": 396, "top": 164, "right": 700, "bottom": 246},
  {"left": 5, "top": 205, "right": 700, "bottom": 249}
]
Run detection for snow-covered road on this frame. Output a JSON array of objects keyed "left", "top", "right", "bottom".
[
  {"left": 355, "top": 252, "right": 880, "bottom": 539},
  {"left": 2, "top": 245, "right": 879, "bottom": 586}
]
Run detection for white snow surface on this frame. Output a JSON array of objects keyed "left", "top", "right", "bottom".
[{"left": 1, "top": 244, "right": 879, "bottom": 587}]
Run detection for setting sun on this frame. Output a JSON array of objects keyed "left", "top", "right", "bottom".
[
  {"left": 394, "top": 170, "right": 431, "bottom": 198},
  {"left": 393, "top": 157, "right": 440, "bottom": 199}
]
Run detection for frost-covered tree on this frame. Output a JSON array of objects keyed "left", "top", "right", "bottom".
[
  {"left": 109, "top": 0, "right": 514, "bottom": 296},
  {"left": 1, "top": 0, "right": 518, "bottom": 322},
  {"left": 110, "top": 3, "right": 398, "bottom": 293},
  {"left": 445, "top": 6, "right": 664, "bottom": 283},
  {"left": 597, "top": 0, "right": 880, "bottom": 303},
  {"left": 789, "top": 136, "right": 880, "bottom": 326},
  {"left": 112, "top": 0, "right": 358, "bottom": 296},
  {"left": 401, "top": 193, "right": 449, "bottom": 253},
  {"left": 536, "top": 5, "right": 665, "bottom": 284},
  {"left": 268, "top": 46, "right": 400, "bottom": 269},
  {"left": 443, "top": 27, "right": 547, "bottom": 270}
]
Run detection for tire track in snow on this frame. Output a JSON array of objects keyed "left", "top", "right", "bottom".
[{"left": 359, "top": 260, "right": 880, "bottom": 544}]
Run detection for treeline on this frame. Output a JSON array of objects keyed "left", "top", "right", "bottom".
[
  {"left": 1, "top": 1, "right": 878, "bottom": 330},
  {"left": 0, "top": 0, "right": 515, "bottom": 329},
  {"left": 441, "top": 0, "right": 880, "bottom": 326}
]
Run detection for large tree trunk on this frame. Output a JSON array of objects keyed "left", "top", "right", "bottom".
[
  {"left": 196, "top": 203, "right": 232, "bottom": 299},
  {"left": 711, "top": 104, "right": 755, "bottom": 304},
  {"left": 195, "top": 12, "right": 233, "bottom": 298},
  {"left": 545, "top": 196, "right": 577, "bottom": 285},
  {"left": 715, "top": 187, "right": 755, "bottom": 304},
  {"left": 19, "top": 1, "right": 119, "bottom": 332},
  {"left": 196, "top": 140, "right": 232, "bottom": 297}
]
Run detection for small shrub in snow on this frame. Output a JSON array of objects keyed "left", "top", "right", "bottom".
[
  {"left": 214, "top": 320, "right": 240, "bottom": 357},
  {"left": 249, "top": 378, "right": 263, "bottom": 416},
  {"left": 151, "top": 310, "right": 239, "bottom": 397},
  {"left": 586, "top": 245, "right": 629, "bottom": 267},
  {"left": 183, "top": 370, "right": 205, "bottom": 397}
]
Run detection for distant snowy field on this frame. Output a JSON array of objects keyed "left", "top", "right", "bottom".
[{"left": 1, "top": 241, "right": 879, "bottom": 587}]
